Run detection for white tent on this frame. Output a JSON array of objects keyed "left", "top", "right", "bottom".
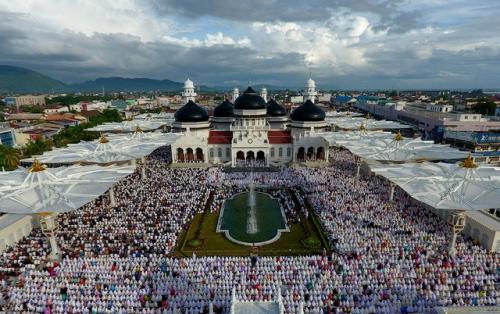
[
  {"left": 370, "top": 160, "right": 500, "bottom": 211},
  {"left": 134, "top": 112, "right": 175, "bottom": 120},
  {"left": 370, "top": 157, "right": 500, "bottom": 256},
  {"left": 86, "top": 119, "right": 169, "bottom": 133},
  {"left": 318, "top": 131, "right": 394, "bottom": 147},
  {"left": 325, "top": 111, "right": 364, "bottom": 119},
  {"left": 330, "top": 117, "right": 411, "bottom": 130},
  {"left": 332, "top": 133, "right": 469, "bottom": 162},
  {"left": 0, "top": 162, "right": 135, "bottom": 259},
  {"left": 21, "top": 133, "right": 181, "bottom": 165}
]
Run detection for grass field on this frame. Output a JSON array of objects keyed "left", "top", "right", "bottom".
[{"left": 172, "top": 203, "right": 331, "bottom": 257}]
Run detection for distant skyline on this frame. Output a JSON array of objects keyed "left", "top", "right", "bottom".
[{"left": 1, "top": 0, "right": 499, "bottom": 89}]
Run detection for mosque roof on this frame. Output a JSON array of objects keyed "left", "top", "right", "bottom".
[
  {"left": 290, "top": 100, "right": 325, "bottom": 122},
  {"left": 234, "top": 87, "right": 266, "bottom": 110},
  {"left": 266, "top": 99, "right": 286, "bottom": 117},
  {"left": 213, "top": 99, "right": 234, "bottom": 117},
  {"left": 174, "top": 100, "right": 209, "bottom": 123}
]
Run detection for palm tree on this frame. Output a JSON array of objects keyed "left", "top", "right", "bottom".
[
  {"left": 0, "top": 146, "right": 20, "bottom": 170},
  {"left": 3, "top": 147, "right": 20, "bottom": 170}
]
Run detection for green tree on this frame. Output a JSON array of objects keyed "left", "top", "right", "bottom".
[
  {"left": 0, "top": 145, "right": 20, "bottom": 170},
  {"left": 22, "top": 139, "right": 53, "bottom": 158},
  {"left": 474, "top": 98, "right": 497, "bottom": 116}
]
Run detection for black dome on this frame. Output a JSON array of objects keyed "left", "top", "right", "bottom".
[
  {"left": 234, "top": 87, "right": 266, "bottom": 110},
  {"left": 290, "top": 100, "right": 325, "bottom": 122},
  {"left": 266, "top": 99, "right": 286, "bottom": 117},
  {"left": 213, "top": 99, "right": 234, "bottom": 117},
  {"left": 174, "top": 100, "right": 209, "bottom": 122}
]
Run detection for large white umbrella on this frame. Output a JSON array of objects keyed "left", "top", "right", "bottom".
[
  {"left": 318, "top": 130, "right": 394, "bottom": 147},
  {"left": 342, "top": 133, "right": 469, "bottom": 162},
  {"left": 0, "top": 161, "right": 135, "bottom": 259},
  {"left": 331, "top": 117, "right": 411, "bottom": 130},
  {"left": 22, "top": 133, "right": 181, "bottom": 166},
  {"left": 86, "top": 119, "right": 169, "bottom": 133},
  {"left": 370, "top": 156, "right": 500, "bottom": 255}
]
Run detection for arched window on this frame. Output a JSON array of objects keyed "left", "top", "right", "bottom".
[
  {"left": 287, "top": 147, "right": 291, "bottom": 157},
  {"left": 270, "top": 147, "right": 275, "bottom": 157},
  {"left": 226, "top": 147, "right": 231, "bottom": 157},
  {"left": 209, "top": 148, "right": 214, "bottom": 158},
  {"left": 217, "top": 147, "right": 222, "bottom": 157},
  {"left": 278, "top": 147, "right": 283, "bottom": 157}
]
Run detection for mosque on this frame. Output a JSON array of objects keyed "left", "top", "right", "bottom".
[{"left": 171, "top": 77, "right": 329, "bottom": 166}]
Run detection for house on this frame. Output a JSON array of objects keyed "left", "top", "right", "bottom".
[{"left": 43, "top": 104, "right": 69, "bottom": 114}]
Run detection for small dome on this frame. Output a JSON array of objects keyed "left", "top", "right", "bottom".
[
  {"left": 213, "top": 99, "right": 234, "bottom": 117},
  {"left": 266, "top": 99, "right": 286, "bottom": 117},
  {"left": 184, "top": 78, "right": 194, "bottom": 88},
  {"left": 306, "top": 77, "right": 315, "bottom": 88},
  {"left": 290, "top": 100, "right": 325, "bottom": 122},
  {"left": 174, "top": 100, "right": 208, "bottom": 122},
  {"left": 234, "top": 87, "right": 266, "bottom": 110}
]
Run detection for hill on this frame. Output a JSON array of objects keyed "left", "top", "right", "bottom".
[
  {"left": 0, "top": 65, "right": 68, "bottom": 93},
  {"left": 69, "top": 77, "right": 185, "bottom": 92}
]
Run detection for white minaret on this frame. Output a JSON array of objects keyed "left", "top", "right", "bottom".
[
  {"left": 232, "top": 87, "right": 239, "bottom": 102},
  {"left": 182, "top": 78, "right": 197, "bottom": 103},
  {"left": 260, "top": 87, "right": 268, "bottom": 102},
  {"left": 304, "top": 76, "right": 317, "bottom": 103}
]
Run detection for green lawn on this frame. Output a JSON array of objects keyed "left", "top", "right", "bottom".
[{"left": 172, "top": 205, "right": 330, "bottom": 257}]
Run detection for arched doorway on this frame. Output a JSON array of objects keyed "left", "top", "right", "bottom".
[
  {"left": 316, "top": 147, "right": 324, "bottom": 160},
  {"left": 186, "top": 148, "right": 194, "bottom": 161},
  {"left": 195, "top": 148, "right": 204, "bottom": 161},
  {"left": 177, "top": 148, "right": 184, "bottom": 162},
  {"left": 246, "top": 151, "right": 255, "bottom": 162},
  {"left": 236, "top": 151, "right": 245, "bottom": 161},
  {"left": 307, "top": 147, "right": 315, "bottom": 160},
  {"left": 256, "top": 151, "right": 265, "bottom": 164},
  {"left": 297, "top": 147, "right": 305, "bottom": 161}
]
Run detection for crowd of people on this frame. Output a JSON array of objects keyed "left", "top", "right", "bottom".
[{"left": 1, "top": 147, "right": 498, "bottom": 313}]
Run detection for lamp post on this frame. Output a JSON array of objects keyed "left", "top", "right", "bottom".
[
  {"left": 447, "top": 211, "right": 466, "bottom": 257},
  {"left": 39, "top": 212, "right": 61, "bottom": 260}
]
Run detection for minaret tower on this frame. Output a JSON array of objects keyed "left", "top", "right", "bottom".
[
  {"left": 232, "top": 87, "right": 240, "bottom": 102},
  {"left": 304, "top": 76, "right": 317, "bottom": 103},
  {"left": 260, "top": 87, "right": 268, "bottom": 102},
  {"left": 182, "top": 78, "right": 197, "bottom": 103}
]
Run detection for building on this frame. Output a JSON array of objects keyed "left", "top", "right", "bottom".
[
  {"left": 0, "top": 123, "right": 16, "bottom": 147},
  {"left": 443, "top": 130, "right": 500, "bottom": 164},
  {"left": 13, "top": 95, "right": 46, "bottom": 107},
  {"left": 44, "top": 104, "right": 69, "bottom": 114},
  {"left": 171, "top": 78, "right": 329, "bottom": 166}
]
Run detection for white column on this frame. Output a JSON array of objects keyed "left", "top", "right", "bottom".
[
  {"left": 299, "top": 301, "right": 304, "bottom": 314},
  {"left": 356, "top": 163, "right": 361, "bottom": 177},
  {"left": 230, "top": 288, "right": 236, "bottom": 314},
  {"left": 209, "top": 301, "right": 214, "bottom": 314},
  {"left": 109, "top": 187, "right": 116, "bottom": 207},
  {"left": 39, "top": 213, "right": 61, "bottom": 260},
  {"left": 141, "top": 156, "right": 147, "bottom": 180},
  {"left": 389, "top": 183, "right": 395, "bottom": 201},
  {"left": 447, "top": 212, "right": 466, "bottom": 257}
]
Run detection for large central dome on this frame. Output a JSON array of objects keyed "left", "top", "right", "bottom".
[{"left": 234, "top": 87, "right": 266, "bottom": 110}]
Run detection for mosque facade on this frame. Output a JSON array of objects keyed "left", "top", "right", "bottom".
[{"left": 171, "top": 78, "right": 329, "bottom": 166}]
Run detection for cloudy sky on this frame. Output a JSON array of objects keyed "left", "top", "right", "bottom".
[{"left": 1, "top": 0, "right": 499, "bottom": 89}]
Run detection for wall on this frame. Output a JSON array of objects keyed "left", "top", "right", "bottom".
[{"left": 0, "top": 214, "right": 34, "bottom": 253}]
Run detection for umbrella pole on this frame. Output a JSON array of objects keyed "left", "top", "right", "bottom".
[
  {"left": 141, "top": 156, "right": 147, "bottom": 180},
  {"left": 39, "top": 213, "right": 61, "bottom": 261},
  {"left": 447, "top": 211, "right": 466, "bottom": 257},
  {"left": 389, "top": 183, "right": 395, "bottom": 201},
  {"left": 109, "top": 187, "right": 116, "bottom": 207}
]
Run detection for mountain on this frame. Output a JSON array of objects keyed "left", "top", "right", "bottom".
[
  {"left": 0, "top": 65, "right": 68, "bottom": 93},
  {"left": 69, "top": 77, "right": 185, "bottom": 92}
]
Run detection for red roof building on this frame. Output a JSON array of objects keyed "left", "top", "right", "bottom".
[
  {"left": 208, "top": 130, "right": 233, "bottom": 144},
  {"left": 268, "top": 130, "right": 292, "bottom": 144}
]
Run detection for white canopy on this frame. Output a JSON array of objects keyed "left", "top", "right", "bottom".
[
  {"left": 325, "top": 111, "right": 364, "bottom": 118},
  {"left": 0, "top": 163, "right": 134, "bottom": 214},
  {"left": 330, "top": 117, "right": 411, "bottom": 130},
  {"left": 134, "top": 112, "right": 175, "bottom": 120},
  {"left": 318, "top": 131, "right": 394, "bottom": 147},
  {"left": 370, "top": 159, "right": 500, "bottom": 211},
  {"left": 86, "top": 120, "right": 169, "bottom": 133},
  {"left": 324, "top": 132, "right": 468, "bottom": 162},
  {"left": 21, "top": 132, "right": 181, "bottom": 164}
]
